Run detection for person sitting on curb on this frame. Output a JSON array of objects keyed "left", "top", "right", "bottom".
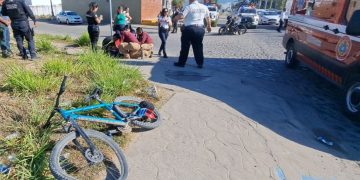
[
  {"left": 119, "top": 25, "right": 141, "bottom": 59},
  {"left": 136, "top": 27, "right": 153, "bottom": 58}
]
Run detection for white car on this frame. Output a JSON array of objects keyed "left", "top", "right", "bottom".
[
  {"left": 259, "top": 11, "right": 280, "bottom": 25},
  {"left": 208, "top": 6, "right": 219, "bottom": 21},
  {"left": 237, "top": 7, "right": 259, "bottom": 28},
  {"left": 56, "top": 11, "right": 83, "bottom": 24}
]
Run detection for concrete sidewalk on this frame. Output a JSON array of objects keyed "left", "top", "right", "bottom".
[{"left": 124, "top": 58, "right": 360, "bottom": 180}]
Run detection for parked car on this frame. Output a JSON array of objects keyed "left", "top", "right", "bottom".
[
  {"left": 208, "top": 6, "right": 219, "bottom": 21},
  {"left": 237, "top": 7, "right": 259, "bottom": 28},
  {"left": 283, "top": 0, "right": 360, "bottom": 119},
  {"left": 56, "top": 11, "right": 83, "bottom": 24},
  {"left": 259, "top": 11, "right": 280, "bottom": 25}
]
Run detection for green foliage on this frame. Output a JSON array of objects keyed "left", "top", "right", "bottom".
[
  {"left": 78, "top": 52, "right": 144, "bottom": 100},
  {"left": 37, "top": 39, "right": 56, "bottom": 53},
  {"left": 4, "top": 66, "right": 59, "bottom": 93},
  {"left": 211, "top": 20, "right": 218, "bottom": 27},
  {"left": 172, "top": 0, "right": 184, "bottom": 8},
  {"left": 1, "top": 98, "right": 54, "bottom": 179},
  {"left": 42, "top": 58, "right": 81, "bottom": 77},
  {"left": 74, "top": 33, "right": 91, "bottom": 47},
  {"left": 37, "top": 34, "right": 73, "bottom": 43}
]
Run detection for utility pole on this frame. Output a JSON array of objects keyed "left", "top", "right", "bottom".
[
  {"left": 109, "top": 0, "right": 113, "bottom": 36},
  {"left": 50, "top": 0, "right": 54, "bottom": 17}
]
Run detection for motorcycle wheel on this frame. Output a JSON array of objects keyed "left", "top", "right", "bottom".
[{"left": 218, "top": 27, "right": 226, "bottom": 35}]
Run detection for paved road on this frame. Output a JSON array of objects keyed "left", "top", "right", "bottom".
[{"left": 36, "top": 21, "right": 360, "bottom": 179}]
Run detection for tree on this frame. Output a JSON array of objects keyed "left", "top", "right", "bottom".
[
  {"left": 50, "top": 0, "right": 54, "bottom": 17},
  {"left": 172, "top": 0, "right": 184, "bottom": 9}
]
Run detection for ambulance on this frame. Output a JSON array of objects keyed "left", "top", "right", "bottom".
[{"left": 282, "top": 0, "right": 360, "bottom": 119}]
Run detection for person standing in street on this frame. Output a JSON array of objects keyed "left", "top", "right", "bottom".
[
  {"left": 277, "top": 8, "right": 288, "bottom": 33},
  {"left": 0, "top": 0, "right": 12, "bottom": 58},
  {"left": 157, "top": 8, "right": 171, "bottom": 58},
  {"left": 1, "top": 0, "right": 37, "bottom": 60},
  {"left": 174, "top": 0, "right": 211, "bottom": 68},
  {"left": 86, "top": 2, "right": 103, "bottom": 52},
  {"left": 114, "top": 6, "right": 126, "bottom": 33},
  {"left": 171, "top": 8, "right": 179, "bottom": 33}
]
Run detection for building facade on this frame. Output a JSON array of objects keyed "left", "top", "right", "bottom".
[{"left": 61, "top": 0, "right": 162, "bottom": 24}]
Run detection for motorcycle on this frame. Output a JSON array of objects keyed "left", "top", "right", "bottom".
[{"left": 218, "top": 16, "right": 248, "bottom": 35}]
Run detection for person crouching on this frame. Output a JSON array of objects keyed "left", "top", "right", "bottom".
[
  {"left": 119, "top": 25, "right": 141, "bottom": 59},
  {"left": 136, "top": 27, "right": 153, "bottom": 58}
]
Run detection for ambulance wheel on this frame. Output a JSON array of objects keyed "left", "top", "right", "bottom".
[
  {"left": 285, "top": 43, "right": 298, "bottom": 68},
  {"left": 343, "top": 78, "right": 360, "bottom": 120}
]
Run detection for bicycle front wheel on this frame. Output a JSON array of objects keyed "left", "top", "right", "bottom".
[{"left": 50, "top": 129, "right": 128, "bottom": 180}]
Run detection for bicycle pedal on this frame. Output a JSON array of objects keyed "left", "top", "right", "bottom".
[{"left": 106, "top": 129, "right": 120, "bottom": 137}]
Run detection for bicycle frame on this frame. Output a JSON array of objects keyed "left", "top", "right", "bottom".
[{"left": 58, "top": 100, "right": 142, "bottom": 127}]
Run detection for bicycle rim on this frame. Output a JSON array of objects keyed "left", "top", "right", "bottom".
[{"left": 50, "top": 130, "right": 128, "bottom": 180}]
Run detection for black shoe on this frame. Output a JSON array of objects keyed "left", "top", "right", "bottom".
[
  {"left": 163, "top": 53, "right": 168, "bottom": 58},
  {"left": 30, "top": 55, "right": 38, "bottom": 61},
  {"left": 197, "top": 65, "right": 203, "bottom": 69},
  {"left": 174, "top": 62, "right": 185, "bottom": 67},
  {"left": 158, "top": 51, "right": 162, "bottom": 56}
]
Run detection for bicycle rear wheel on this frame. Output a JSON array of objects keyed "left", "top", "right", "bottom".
[
  {"left": 114, "top": 96, "right": 161, "bottom": 130},
  {"left": 50, "top": 129, "right": 128, "bottom": 180}
]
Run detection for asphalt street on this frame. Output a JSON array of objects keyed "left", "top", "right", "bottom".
[{"left": 35, "top": 20, "right": 360, "bottom": 180}]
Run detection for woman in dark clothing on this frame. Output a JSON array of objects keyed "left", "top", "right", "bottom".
[
  {"left": 86, "top": 2, "right": 103, "bottom": 51},
  {"left": 157, "top": 8, "right": 171, "bottom": 58}
]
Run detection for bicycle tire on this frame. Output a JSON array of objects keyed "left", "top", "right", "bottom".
[
  {"left": 114, "top": 96, "right": 161, "bottom": 129},
  {"left": 49, "top": 129, "right": 128, "bottom": 180}
]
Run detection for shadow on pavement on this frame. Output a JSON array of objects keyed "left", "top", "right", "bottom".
[{"left": 123, "top": 56, "right": 360, "bottom": 161}]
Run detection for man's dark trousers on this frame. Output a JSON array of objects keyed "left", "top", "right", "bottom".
[
  {"left": 277, "top": 19, "right": 284, "bottom": 32},
  {"left": 178, "top": 26, "right": 205, "bottom": 66},
  {"left": 12, "top": 21, "right": 36, "bottom": 57}
]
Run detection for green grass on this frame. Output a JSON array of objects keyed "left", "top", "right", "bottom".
[
  {"left": 0, "top": 98, "right": 54, "bottom": 179},
  {"left": 78, "top": 52, "right": 144, "bottom": 100},
  {"left": 4, "top": 66, "right": 60, "bottom": 93},
  {"left": 42, "top": 58, "right": 73, "bottom": 76},
  {"left": 37, "top": 39, "right": 56, "bottom": 53},
  {"left": 74, "top": 33, "right": 90, "bottom": 47},
  {"left": 37, "top": 34, "right": 73, "bottom": 43}
]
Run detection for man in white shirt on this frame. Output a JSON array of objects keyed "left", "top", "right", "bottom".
[
  {"left": 277, "top": 8, "right": 288, "bottom": 33},
  {"left": 174, "top": 0, "right": 211, "bottom": 69}
]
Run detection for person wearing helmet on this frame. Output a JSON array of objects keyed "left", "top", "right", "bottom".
[{"left": 86, "top": 2, "right": 103, "bottom": 51}]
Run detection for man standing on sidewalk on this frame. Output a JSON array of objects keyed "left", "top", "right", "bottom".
[
  {"left": 0, "top": 0, "right": 12, "bottom": 58},
  {"left": 174, "top": 0, "right": 211, "bottom": 69},
  {"left": 277, "top": 8, "right": 288, "bottom": 33},
  {"left": 1, "top": 0, "right": 37, "bottom": 60}
]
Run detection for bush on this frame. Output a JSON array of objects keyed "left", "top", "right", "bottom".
[
  {"left": 211, "top": 20, "right": 218, "bottom": 27},
  {"left": 37, "top": 39, "right": 56, "bottom": 53},
  {"left": 4, "top": 66, "right": 59, "bottom": 93},
  {"left": 42, "top": 58, "right": 75, "bottom": 77},
  {"left": 74, "top": 33, "right": 91, "bottom": 47},
  {"left": 78, "top": 52, "right": 144, "bottom": 99}
]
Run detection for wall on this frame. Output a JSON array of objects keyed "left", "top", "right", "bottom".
[
  {"left": 30, "top": 5, "right": 62, "bottom": 16},
  {"left": 141, "top": 0, "right": 163, "bottom": 21},
  {"left": 61, "top": 0, "right": 160, "bottom": 24}
]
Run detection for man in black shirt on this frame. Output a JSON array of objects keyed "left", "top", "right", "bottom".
[
  {"left": 86, "top": 2, "right": 103, "bottom": 51},
  {"left": 1, "top": 0, "right": 37, "bottom": 60}
]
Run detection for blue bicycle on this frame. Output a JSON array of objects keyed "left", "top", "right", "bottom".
[{"left": 44, "top": 76, "right": 161, "bottom": 180}]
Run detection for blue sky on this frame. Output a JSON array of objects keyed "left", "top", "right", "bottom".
[{"left": 31, "top": 0, "right": 62, "bottom": 6}]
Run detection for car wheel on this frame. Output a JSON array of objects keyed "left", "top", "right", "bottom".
[
  {"left": 343, "top": 79, "right": 360, "bottom": 120},
  {"left": 285, "top": 42, "right": 298, "bottom": 68},
  {"left": 66, "top": 19, "right": 69, "bottom": 25},
  {"left": 57, "top": 18, "right": 61, "bottom": 24}
]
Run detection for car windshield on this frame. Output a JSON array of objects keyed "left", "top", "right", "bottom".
[
  {"left": 264, "top": 11, "right": 278, "bottom": 15},
  {"left": 67, "top": 12, "right": 78, "bottom": 15},
  {"left": 240, "top": 8, "right": 256, "bottom": 14},
  {"left": 208, "top": 7, "right": 217, "bottom": 11}
]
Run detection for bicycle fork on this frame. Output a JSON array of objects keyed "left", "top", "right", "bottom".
[{"left": 69, "top": 119, "right": 103, "bottom": 163}]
